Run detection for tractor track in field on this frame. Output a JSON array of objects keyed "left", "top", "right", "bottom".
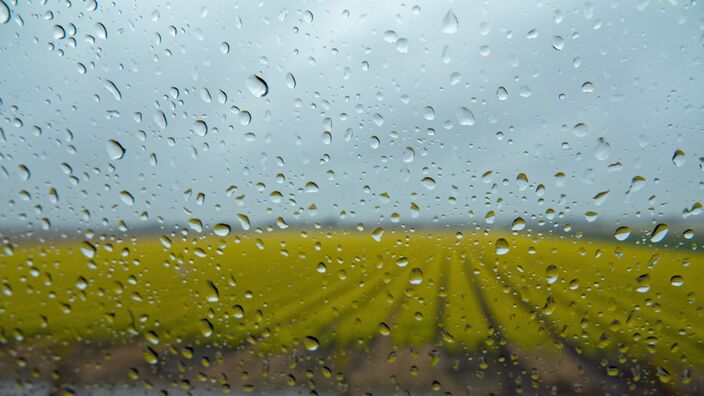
[
  {"left": 462, "top": 255, "right": 535, "bottom": 395},
  {"left": 490, "top": 260, "right": 678, "bottom": 396}
]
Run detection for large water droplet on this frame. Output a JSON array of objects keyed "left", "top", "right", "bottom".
[
  {"left": 455, "top": 106, "right": 476, "bottom": 126},
  {"left": 594, "top": 137, "right": 611, "bottom": 161},
  {"left": 104, "top": 80, "right": 122, "bottom": 100},
  {"left": 214, "top": 223, "right": 231, "bottom": 237},
  {"left": 304, "top": 336, "right": 319, "bottom": 351},
  {"left": 106, "top": 139, "right": 125, "bottom": 160},
  {"left": 237, "top": 213, "right": 250, "bottom": 230},
  {"left": 403, "top": 147, "right": 415, "bottom": 163},
  {"left": 650, "top": 224, "right": 668, "bottom": 243},
  {"left": 441, "top": 9, "right": 458, "bottom": 34},
  {"left": 495, "top": 238, "right": 510, "bottom": 255},
  {"left": 672, "top": 149, "right": 685, "bottom": 167},
  {"left": 285, "top": 73, "right": 296, "bottom": 89},
  {"left": 153, "top": 111, "right": 167, "bottom": 129},
  {"left": 614, "top": 226, "right": 631, "bottom": 241},
  {"left": 0, "top": 0, "right": 10, "bottom": 24},
  {"left": 246, "top": 74, "right": 268, "bottom": 97},
  {"left": 497, "top": 86, "right": 508, "bottom": 101},
  {"left": 193, "top": 120, "right": 208, "bottom": 137},
  {"left": 421, "top": 177, "right": 436, "bottom": 190},
  {"left": 80, "top": 241, "right": 97, "bottom": 258}
]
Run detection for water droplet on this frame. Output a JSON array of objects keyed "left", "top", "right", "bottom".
[
  {"left": 104, "top": 80, "right": 121, "bottom": 100},
  {"left": 0, "top": 0, "right": 10, "bottom": 24},
  {"left": 18, "top": 164, "right": 30, "bottom": 181},
  {"left": 518, "top": 85, "right": 533, "bottom": 97},
  {"left": 409, "top": 268, "right": 423, "bottom": 285},
  {"left": 594, "top": 137, "right": 611, "bottom": 161},
  {"left": 441, "top": 9, "right": 458, "bottom": 34},
  {"left": 421, "top": 177, "right": 436, "bottom": 190},
  {"left": 650, "top": 224, "right": 668, "bottom": 243},
  {"left": 95, "top": 22, "right": 107, "bottom": 39},
  {"left": 383, "top": 30, "right": 398, "bottom": 43},
  {"left": 236, "top": 214, "right": 250, "bottom": 230},
  {"left": 106, "top": 139, "right": 125, "bottom": 160},
  {"left": 423, "top": 106, "right": 435, "bottom": 120},
  {"left": 120, "top": 191, "right": 135, "bottom": 206},
  {"left": 305, "top": 181, "right": 319, "bottom": 193},
  {"left": 581, "top": 81, "right": 594, "bottom": 93},
  {"left": 214, "top": 223, "right": 231, "bottom": 237},
  {"left": 455, "top": 106, "right": 476, "bottom": 126},
  {"left": 232, "top": 305, "right": 244, "bottom": 319},
  {"left": 144, "top": 347, "right": 158, "bottom": 365},
  {"left": 316, "top": 262, "right": 327, "bottom": 273},
  {"left": 303, "top": 336, "right": 319, "bottom": 351},
  {"left": 552, "top": 35, "right": 565, "bottom": 50},
  {"left": 53, "top": 25, "right": 66, "bottom": 40},
  {"left": 80, "top": 241, "right": 97, "bottom": 258},
  {"left": 672, "top": 149, "right": 685, "bottom": 167},
  {"left": 497, "top": 86, "right": 508, "bottom": 101},
  {"left": 545, "top": 265, "right": 558, "bottom": 284},
  {"left": 495, "top": 238, "right": 510, "bottom": 255},
  {"left": 378, "top": 322, "right": 391, "bottom": 336},
  {"left": 285, "top": 73, "right": 296, "bottom": 89},
  {"left": 396, "top": 256, "right": 409, "bottom": 267},
  {"left": 246, "top": 74, "right": 268, "bottom": 97},
  {"left": 572, "top": 122, "right": 588, "bottom": 137},
  {"left": 200, "top": 319, "right": 214, "bottom": 337},
  {"left": 395, "top": 38, "right": 409, "bottom": 53},
  {"left": 403, "top": 147, "right": 415, "bottom": 163},
  {"left": 153, "top": 111, "right": 167, "bottom": 129},
  {"left": 511, "top": 217, "right": 525, "bottom": 231},
  {"left": 371, "top": 227, "right": 384, "bottom": 242},
  {"left": 193, "top": 120, "right": 208, "bottom": 136},
  {"left": 635, "top": 274, "right": 651, "bottom": 293},
  {"left": 614, "top": 226, "right": 631, "bottom": 241},
  {"left": 593, "top": 190, "right": 609, "bottom": 206}
]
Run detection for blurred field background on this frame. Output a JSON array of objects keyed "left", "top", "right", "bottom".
[{"left": 0, "top": 230, "right": 702, "bottom": 394}]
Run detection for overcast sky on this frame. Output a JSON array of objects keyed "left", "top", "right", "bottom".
[{"left": 0, "top": 0, "right": 702, "bottom": 234}]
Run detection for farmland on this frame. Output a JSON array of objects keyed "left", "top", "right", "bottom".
[{"left": 0, "top": 229, "right": 702, "bottom": 395}]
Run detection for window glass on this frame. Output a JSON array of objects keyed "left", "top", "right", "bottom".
[{"left": 0, "top": 1, "right": 702, "bottom": 394}]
